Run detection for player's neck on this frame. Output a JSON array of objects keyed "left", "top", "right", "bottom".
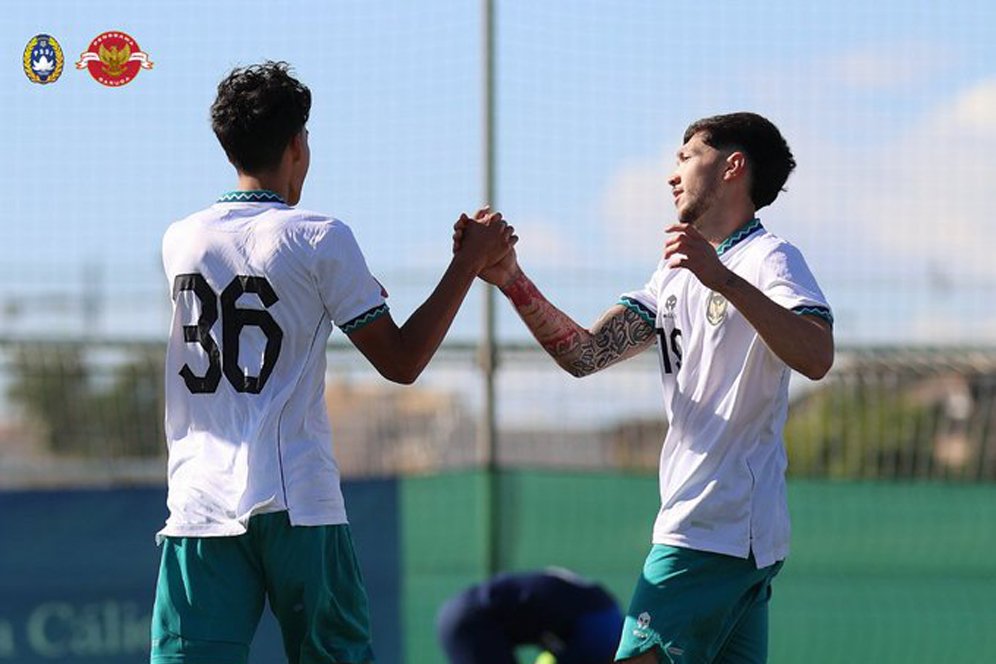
[
  {"left": 235, "top": 172, "right": 291, "bottom": 203},
  {"left": 695, "top": 204, "right": 756, "bottom": 247}
]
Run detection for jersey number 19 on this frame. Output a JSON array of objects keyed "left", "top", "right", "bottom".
[{"left": 657, "top": 327, "right": 682, "bottom": 374}]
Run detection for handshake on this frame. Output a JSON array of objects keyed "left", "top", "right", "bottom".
[{"left": 451, "top": 205, "right": 521, "bottom": 289}]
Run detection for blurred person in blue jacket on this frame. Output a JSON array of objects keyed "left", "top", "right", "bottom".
[{"left": 437, "top": 568, "right": 623, "bottom": 664}]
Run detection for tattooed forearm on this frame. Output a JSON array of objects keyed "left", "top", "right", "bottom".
[
  {"left": 565, "top": 307, "right": 656, "bottom": 376},
  {"left": 501, "top": 271, "right": 655, "bottom": 377}
]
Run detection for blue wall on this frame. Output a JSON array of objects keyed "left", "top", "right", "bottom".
[{"left": 0, "top": 481, "right": 401, "bottom": 663}]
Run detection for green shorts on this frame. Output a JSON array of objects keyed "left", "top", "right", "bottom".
[
  {"left": 615, "top": 545, "right": 782, "bottom": 664},
  {"left": 151, "top": 511, "right": 374, "bottom": 664}
]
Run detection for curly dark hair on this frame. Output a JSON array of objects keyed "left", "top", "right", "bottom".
[
  {"left": 210, "top": 61, "right": 311, "bottom": 174},
  {"left": 683, "top": 112, "right": 796, "bottom": 210}
]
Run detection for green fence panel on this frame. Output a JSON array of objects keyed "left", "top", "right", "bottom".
[{"left": 401, "top": 473, "right": 996, "bottom": 664}]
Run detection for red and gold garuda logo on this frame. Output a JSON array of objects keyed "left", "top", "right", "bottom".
[{"left": 75, "top": 31, "right": 153, "bottom": 87}]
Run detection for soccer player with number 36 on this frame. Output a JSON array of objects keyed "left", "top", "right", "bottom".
[
  {"left": 151, "top": 61, "right": 515, "bottom": 664},
  {"left": 457, "top": 113, "right": 833, "bottom": 664}
]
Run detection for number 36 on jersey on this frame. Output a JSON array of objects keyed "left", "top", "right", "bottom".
[{"left": 172, "top": 273, "right": 284, "bottom": 395}]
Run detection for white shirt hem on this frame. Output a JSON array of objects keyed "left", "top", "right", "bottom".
[
  {"left": 155, "top": 506, "right": 348, "bottom": 545},
  {"left": 651, "top": 533, "right": 786, "bottom": 569}
]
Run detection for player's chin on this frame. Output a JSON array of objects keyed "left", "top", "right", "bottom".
[
  {"left": 678, "top": 208, "right": 702, "bottom": 226},
  {"left": 675, "top": 206, "right": 697, "bottom": 225}
]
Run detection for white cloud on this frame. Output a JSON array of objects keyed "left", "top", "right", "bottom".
[
  {"left": 596, "top": 155, "right": 671, "bottom": 263},
  {"left": 824, "top": 44, "right": 954, "bottom": 90},
  {"left": 928, "top": 79, "right": 996, "bottom": 137},
  {"left": 512, "top": 215, "right": 586, "bottom": 269},
  {"left": 862, "top": 79, "right": 996, "bottom": 276},
  {"left": 748, "top": 41, "right": 956, "bottom": 104}
]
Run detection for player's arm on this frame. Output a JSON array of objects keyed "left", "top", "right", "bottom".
[
  {"left": 453, "top": 212, "right": 655, "bottom": 377},
  {"left": 665, "top": 223, "right": 834, "bottom": 380},
  {"left": 497, "top": 266, "right": 656, "bottom": 377},
  {"left": 347, "top": 214, "right": 515, "bottom": 384},
  {"left": 715, "top": 271, "right": 833, "bottom": 378}
]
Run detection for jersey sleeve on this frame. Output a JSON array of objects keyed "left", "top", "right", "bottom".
[
  {"left": 161, "top": 223, "right": 177, "bottom": 293},
  {"left": 313, "top": 221, "right": 389, "bottom": 333},
  {"left": 758, "top": 243, "right": 834, "bottom": 326},
  {"left": 618, "top": 260, "right": 665, "bottom": 328}
]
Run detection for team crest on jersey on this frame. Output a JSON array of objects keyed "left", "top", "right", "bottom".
[
  {"left": 663, "top": 295, "right": 678, "bottom": 318},
  {"left": 76, "top": 31, "right": 153, "bottom": 86},
  {"left": 632, "top": 611, "right": 652, "bottom": 638},
  {"left": 706, "top": 292, "right": 728, "bottom": 325},
  {"left": 23, "top": 34, "right": 64, "bottom": 84}
]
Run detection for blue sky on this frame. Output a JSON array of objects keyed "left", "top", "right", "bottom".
[{"left": 3, "top": 0, "right": 996, "bottom": 345}]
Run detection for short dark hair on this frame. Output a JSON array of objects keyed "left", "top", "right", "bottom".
[
  {"left": 683, "top": 112, "right": 795, "bottom": 210},
  {"left": 210, "top": 61, "right": 311, "bottom": 174}
]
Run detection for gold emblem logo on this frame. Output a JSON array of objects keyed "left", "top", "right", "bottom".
[
  {"left": 706, "top": 292, "right": 728, "bottom": 326},
  {"left": 98, "top": 42, "right": 131, "bottom": 78},
  {"left": 76, "top": 31, "right": 153, "bottom": 87}
]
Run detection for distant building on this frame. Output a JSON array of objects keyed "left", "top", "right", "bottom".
[
  {"left": 326, "top": 379, "right": 478, "bottom": 476},
  {"left": 786, "top": 348, "right": 996, "bottom": 480}
]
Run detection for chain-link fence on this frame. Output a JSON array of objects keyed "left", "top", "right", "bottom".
[{"left": 4, "top": 340, "right": 996, "bottom": 487}]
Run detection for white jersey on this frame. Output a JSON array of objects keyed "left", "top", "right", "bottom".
[
  {"left": 157, "top": 190, "right": 387, "bottom": 542},
  {"left": 620, "top": 218, "right": 832, "bottom": 569}
]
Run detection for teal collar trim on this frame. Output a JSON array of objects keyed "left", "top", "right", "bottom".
[
  {"left": 217, "top": 190, "right": 286, "bottom": 204},
  {"left": 716, "top": 218, "right": 762, "bottom": 256}
]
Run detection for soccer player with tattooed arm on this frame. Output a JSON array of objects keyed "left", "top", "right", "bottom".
[{"left": 455, "top": 112, "right": 833, "bottom": 664}]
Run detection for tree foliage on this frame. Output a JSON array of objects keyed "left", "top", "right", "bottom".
[{"left": 8, "top": 345, "right": 165, "bottom": 458}]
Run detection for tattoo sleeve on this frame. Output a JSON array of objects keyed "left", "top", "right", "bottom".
[{"left": 502, "top": 271, "right": 656, "bottom": 377}]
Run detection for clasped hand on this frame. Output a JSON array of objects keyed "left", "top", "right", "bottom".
[{"left": 453, "top": 206, "right": 520, "bottom": 287}]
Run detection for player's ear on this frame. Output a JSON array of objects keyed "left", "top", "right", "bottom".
[
  {"left": 287, "top": 131, "right": 304, "bottom": 164},
  {"left": 723, "top": 151, "right": 747, "bottom": 182}
]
